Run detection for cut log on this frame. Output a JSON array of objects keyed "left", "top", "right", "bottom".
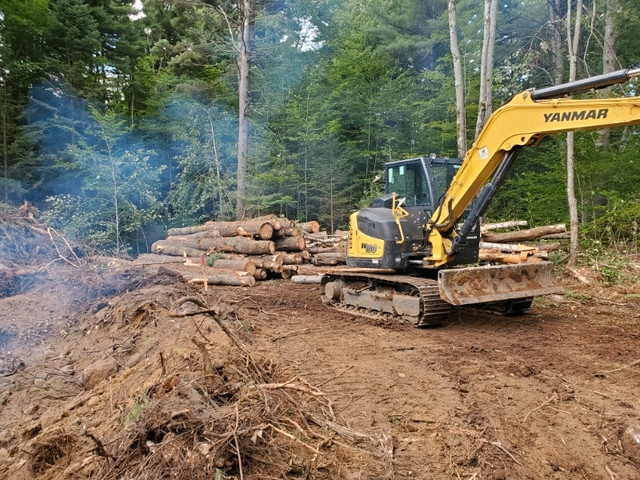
[
  {"left": 231, "top": 254, "right": 283, "bottom": 273},
  {"left": 279, "top": 253, "right": 303, "bottom": 265},
  {"left": 134, "top": 253, "right": 193, "bottom": 265},
  {"left": 312, "top": 252, "right": 346, "bottom": 266},
  {"left": 538, "top": 242, "right": 561, "bottom": 252},
  {"left": 211, "top": 258, "right": 257, "bottom": 276},
  {"left": 479, "top": 242, "right": 537, "bottom": 253},
  {"left": 480, "top": 220, "right": 528, "bottom": 233},
  {"left": 272, "top": 226, "right": 300, "bottom": 239},
  {"left": 307, "top": 246, "right": 344, "bottom": 254},
  {"left": 291, "top": 275, "right": 322, "bottom": 284},
  {"left": 151, "top": 241, "right": 204, "bottom": 257},
  {"left": 540, "top": 232, "right": 571, "bottom": 240},
  {"left": 167, "top": 222, "right": 217, "bottom": 236},
  {"left": 482, "top": 224, "right": 566, "bottom": 243},
  {"left": 166, "top": 230, "right": 222, "bottom": 244},
  {"left": 281, "top": 265, "right": 298, "bottom": 280},
  {"left": 198, "top": 237, "right": 275, "bottom": 255},
  {"left": 236, "top": 221, "right": 274, "bottom": 240},
  {"left": 168, "top": 221, "right": 239, "bottom": 237},
  {"left": 296, "top": 264, "right": 333, "bottom": 276},
  {"left": 182, "top": 270, "right": 256, "bottom": 287},
  {"left": 478, "top": 249, "right": 525, "bottom": 264},
  {"left": 297, "top": 221, "right": 320, "bottom": 234},
  {"left": 251, "top": 214, "right": 295, "bottom": 228},
  {"left": 274, "top": 236, "right": 306, "bottom": 252},
  {"left": 253, "top": 268, "right": 268, "bottom": 280}
]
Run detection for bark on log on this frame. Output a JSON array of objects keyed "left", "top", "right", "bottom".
[
  {"left": 279, "top": 253, "right": 303, "bottom": 265},
  {"left": 235, "top": 221, "right": 274, "bottom": 240},
  {"left": 538, "top": 242, "right": 561, "bottom": 252},
  {"left": 211, "top": 258, "right": 257, "bottom": 275},
  {"left": 253, "top": 268, "right": 268, "bottom": 280},
  {"left": 291, "top": 275, "right": 322, "bottom": 284},
  {"left": 134, "top": 253, "right": 192, "bottom": 265},
  {"left": 297, "top": 221, "right": 320, "bottom": 234},
  {"left": 479, "top": 242, "right": 537, "bottom": 253},
  {"left": 482, "top": 224, "right": 566, "bottom": 243},
  {"left": 182, "top": 270, "right": 256, "bottom": 287},
  {"left": 272, "top": 226, "right": 300, "bottom": 239},
  {"left": 198, "top": 237, "right": 275, "bottom": 255},
  {"left": 281, "top": 265, "right": 298, "bottom": 280},
  {"left": 169, "top": 222, "right": 239, "bottom": 237},
  {"left": 478, "top": 250, "right": 524, "bottom": 264},
  {"left": 296, "top": 264, "right": 333, "bottom": 276},
  {"left": 480, "top": 220, "right": 528, "bottom": 233},
  {"left": 151, "top": 241, "right": 205, "bottom": 258},
  {"left": 274, "top": 236, "right": 306, "bottom": 252},
  {"left": 234, "top": 254, "right": 284, "bottom": 273},
  {"left": 251, "top": 214, "right": 295, "bottom": 228},
  {"left": 166, "top": 230, "right": 222, "bottom": 244},
  {"left": 312, "top": 252, "right": 346, "bottom": 266},
  {"left": 307, "top": 246, "right": 344, "bottom": 254}
]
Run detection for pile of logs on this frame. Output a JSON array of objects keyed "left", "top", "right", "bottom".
[
  {"left": 139, "top": 215, "right": 347, "bottom": 287},
  {"left": 141, "top": 215, "right": 565, "bottom": 287},
  {"left": 479, "top": 221, "right": 567, "bottom": 265}
]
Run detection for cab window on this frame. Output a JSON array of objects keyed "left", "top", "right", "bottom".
[{"left": 386, "top": 163, "right": 431, "bottom": 206}]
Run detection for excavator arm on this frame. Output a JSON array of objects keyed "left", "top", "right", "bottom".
[{"left": 425, "top": 68, "right": 640, "bottom": 267}]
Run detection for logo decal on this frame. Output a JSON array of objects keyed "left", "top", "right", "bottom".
[
  {"left": 361, "top": 243, "right": 378, "bottom": 254},
  {"left": 544, "top": 109, "right": 608, "bottom": 123}
]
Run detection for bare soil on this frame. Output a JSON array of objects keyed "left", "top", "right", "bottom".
[{"left": 0, "top": 259, "right": 639, "bottom": 479}]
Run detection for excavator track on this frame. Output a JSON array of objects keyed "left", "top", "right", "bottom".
[{"left": 320, "top": 273, "right": 451, "bottom": 327}]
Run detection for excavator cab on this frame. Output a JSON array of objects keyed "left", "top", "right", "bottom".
[{"left": 348, "top": 156, "right": 480, "bottom": 270}]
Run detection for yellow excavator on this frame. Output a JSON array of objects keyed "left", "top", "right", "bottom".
[{"left": 321, "top": 68, "right": 640, "bottom": 326}]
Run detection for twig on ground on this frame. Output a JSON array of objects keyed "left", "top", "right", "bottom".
[
  {"left": 523, "top": 392, "right": 559, "bottom": 423},
  {"left": 595, "top": 358, "right": 640, "bottom": 376}
]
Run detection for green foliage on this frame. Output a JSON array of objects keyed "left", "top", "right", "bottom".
[
  {"left": 42, "top": 109, "right": 165, "bottom": 255},
  {"left": 2, "top": 0, "right": 640, "bottom": 258}
]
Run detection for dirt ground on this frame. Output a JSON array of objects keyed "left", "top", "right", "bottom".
[{"left": 0, "top": 254, "right": 639, "bottom": 480}]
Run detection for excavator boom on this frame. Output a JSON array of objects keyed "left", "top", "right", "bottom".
[
  {"left": 322, "top": 69, "right": 640, "bottom": 326},
  {"left": 426, "top": 68, "right": 640, "bottom": 266}
]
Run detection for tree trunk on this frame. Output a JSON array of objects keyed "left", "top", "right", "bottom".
[
  {"left": 566, "top": 0, "right": 582, "bottom": 266},
  {"left": 549, "top": 0, "right": 564, "bottom": 84},
  {"left": 475, "top": 0, "right": 498, "bottom": 137},
  {"left": 448, "top": 0, "right": 467, "bottom": 157},
  {"left": 597, "top": 0, "right": 619, "bottom": 147},
  {"left": 236, "top": 0, "right": 254, "bottom": 220}
]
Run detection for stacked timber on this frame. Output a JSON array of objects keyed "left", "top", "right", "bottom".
[
  {"left": 143, "top": 215, "right": 347, "bottom": 287},
  {"left": 478, "top": 221, "right": 566, "bottom": 265}
]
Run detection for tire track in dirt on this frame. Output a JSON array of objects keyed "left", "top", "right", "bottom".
[{"left": 247, "top": 283, "right": 640, "bottom": 479}]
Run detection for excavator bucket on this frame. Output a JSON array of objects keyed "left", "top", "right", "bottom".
[{"left": 437, "top": 261, "right": 562, "bottom": 306}]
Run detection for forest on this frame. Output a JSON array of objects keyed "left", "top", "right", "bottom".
[{"left": 2, "top": 0, "right": 640, "bottom": 260}]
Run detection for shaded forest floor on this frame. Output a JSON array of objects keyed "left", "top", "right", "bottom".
[{"left": 1, "top": 206, "right": 640, "bottom": 479}]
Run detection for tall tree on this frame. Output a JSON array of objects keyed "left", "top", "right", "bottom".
[
  {"left": 448, "top": 0, "right": 467, "bottom": 157},
  {"left": 474, "top": 0, "right": 498, "bottom": 137},
  {"left": 566, "top": 0, "right": 583, "bottom": 265},
  {"left": 596, "top": 0, "right": 619, "bottom": 147}
]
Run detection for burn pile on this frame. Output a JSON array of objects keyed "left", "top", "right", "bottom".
[
  {"left": 0, "top": 286, "right": 392, "bottom": 479},
  {"left": 0, "top": 202, "right": 79, "bottom": 298},
  {"left": 141, "top": 215, "right": 348, "bottom": 286}
]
